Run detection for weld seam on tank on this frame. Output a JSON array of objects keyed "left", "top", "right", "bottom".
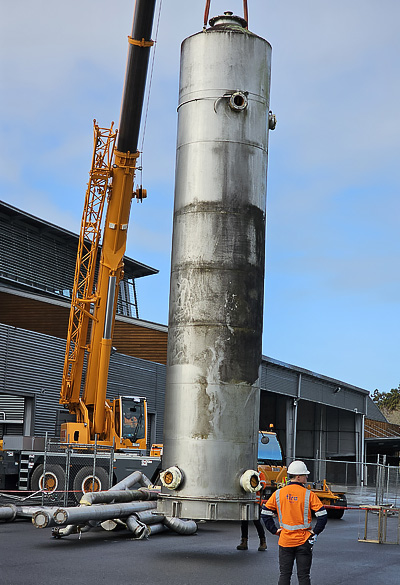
[
  {"left": 175, "top": 139, "right": 268, "bottom": 152},
  {"left": 177, "top": 94, "right": 267, "bottom": 111}
]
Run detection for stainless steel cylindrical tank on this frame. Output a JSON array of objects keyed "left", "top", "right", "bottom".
[{"left": 157, "top": 13, "right": 273, "bottom": 521}]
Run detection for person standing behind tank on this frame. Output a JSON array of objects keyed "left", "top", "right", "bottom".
[
  {"left": 261, "top": 460, "right": 327, "bottom": 585},
  {"left": 237, "top": 470, "right": 267, "bottom": 551}
]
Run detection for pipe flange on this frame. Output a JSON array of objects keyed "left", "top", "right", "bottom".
[
  {"left": 240, "top": 469, "right": 261, "bottom": 493},
  {"left": 229, "top": 91, "right": 248, "bottom": 112},
  {"left": 160, "top": 466, "right": 183, "bottom": 490},
  {"left": 53, "top": 508, "right": 68, "bottom": 525}
]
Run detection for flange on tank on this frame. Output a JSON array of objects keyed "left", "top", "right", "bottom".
[{"left": 157, "top": 7, "right": 275, "bottom": 521}]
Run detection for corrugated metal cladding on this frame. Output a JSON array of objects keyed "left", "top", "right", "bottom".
[
  {"left": 300, "top": 376, "right": 366, "bottom": 413},
  {"left": 0, "top": 200, "right": 158, "bottom": 317},
  {"left": 261, "top": 362, "right": 298, "bottom": 396},
  {"left": 0, "top": 325, "right": 66, "bottom": 436},
  {"left": 0, "top": 395, "right": 24, "bottom": 419},
  {"left": 0, "top": 209, "right": 77, "bottom": 297},
  {"left": 0, "top": 394, "right": 24, "bottom": 438},
  {"left": 0, "top": 291, "right": 168, "bottom": 365},
  {"left": 0, "top": 323, "right": 165, "bottom": 441},
  {"left": 261, "top": 357, "right": 369, "bottom": 416},
  {"left": 326, "top": 407, "right": 358, "bottom": 456}
]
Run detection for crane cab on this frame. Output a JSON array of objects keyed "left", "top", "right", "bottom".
[
  {"left": 116, "top": 396, "right": 147, "bottom": 451},
  {"left": 60, "top": 395, "right": 148, "bottom": 452}
]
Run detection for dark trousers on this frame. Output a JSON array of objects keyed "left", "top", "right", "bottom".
[
  {"left": 240, "top": 519, "right": 265, "bottom": 540},
  {"left": 278, "top": 541, "right": 313, "bottom": 585}
]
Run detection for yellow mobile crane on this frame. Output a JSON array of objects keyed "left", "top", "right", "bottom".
[
  {"left": 0, "top": 1, "right": 162, "bottom": 497},
  {"left": 60, "top": 0, "right": 156, "bottom": 454}
]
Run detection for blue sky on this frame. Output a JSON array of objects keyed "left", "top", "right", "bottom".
[{"left": 1, "top": 1, "right": 399, "bottom": 394}]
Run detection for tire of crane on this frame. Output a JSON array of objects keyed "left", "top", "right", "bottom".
[
  {"left": 327, "top": 495, "right": 347, "bottom": 519},
  {"left": 30, "top": 464, "right": 66, "bottom": 494},
  {"left": 72, "top": 466, "right": 110, "bottom": 503}
]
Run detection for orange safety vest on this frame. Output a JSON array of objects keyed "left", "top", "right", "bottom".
[{"left": 265, "top": 483, "right": 324, "bottom": 547}]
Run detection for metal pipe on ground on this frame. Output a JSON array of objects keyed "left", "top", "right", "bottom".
[
  {"left": 17, "top": 506, "right": 59, "bottom": 519},
  {"left": 148, "top": 523, "right": 169, "bottom": 535},
  {"left": 110, "top": 471, "right": 152, "bottom": 491},
  {"left": 135, "top": 510, "right": 165, "bottom": 525},
  {"left": 163, "top": 516, "right": 197, "bottom": 535},
  {"left": 0, "top": 505, "right": 17, "bottom": 522},
  {"left": 52, "top": 500, "right": 157, "bottom": 526},
  {"left": 125, "top": 515, "right": 149, "bottom": 539},
  {"left": 52, "top": 524, "right": 92, "bottom": 538},
  {"left": 80, "top": 487, "right": 159, "bottom": 506},
  {"left": 32, "top": 509, "right": 58, "bottom": 529}
]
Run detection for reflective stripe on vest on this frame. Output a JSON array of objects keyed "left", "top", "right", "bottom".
[{"left": 275, "top": 488, "right": 312, "bottom": 531}]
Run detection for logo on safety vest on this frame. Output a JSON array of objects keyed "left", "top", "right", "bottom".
[{"left": 286, "top": 494, "right": 298, "bottom": 502}]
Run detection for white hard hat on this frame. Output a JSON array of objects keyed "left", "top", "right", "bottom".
[{"left": 287, "top": 460, "right": 310, "bottom": 475}]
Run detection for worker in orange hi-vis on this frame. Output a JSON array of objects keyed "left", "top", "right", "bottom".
[{"left": 261, "top": 461, "right": 327, "bottom": 585}]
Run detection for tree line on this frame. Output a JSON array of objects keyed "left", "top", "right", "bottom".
[{"left": 372, "top": 384, "right": 400, "bottom": 412}]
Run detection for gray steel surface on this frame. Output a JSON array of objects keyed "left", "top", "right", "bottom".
[
  {"left": 1, "top": 510, "right": 399, "bottom": 585},
  {"left": 160, "top": 14, "right": 272, "bottom": 521}
]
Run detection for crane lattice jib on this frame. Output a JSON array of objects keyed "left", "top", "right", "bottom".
[{"left": 60, "top": 122, "right": 117, "bottom": 409}]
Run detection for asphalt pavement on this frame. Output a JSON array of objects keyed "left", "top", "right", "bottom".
[{"left": 1, "top": 509, "right": 399, "bottom": 585}]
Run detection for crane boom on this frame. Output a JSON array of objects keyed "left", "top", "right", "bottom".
[
  {"left": 60, "top": 123, "right": 116, "bottom": 411},
  {"left": 60, "top": 0, "right": 157, "bottom": 445}
]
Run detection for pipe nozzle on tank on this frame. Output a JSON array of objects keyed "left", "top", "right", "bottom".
[
  {"left": 268, "top": 110, "right": 277, "bottom": 130},
  {"left": 240, "top": 470, "right": 261, "bottom": 493},
  {"left": 160, "top": 466, "right": 184, "bottom": 490}
]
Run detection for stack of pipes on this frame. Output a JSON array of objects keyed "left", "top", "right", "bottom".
[{"left": 26, "top": 471, "right": 197, "bottom": 539}]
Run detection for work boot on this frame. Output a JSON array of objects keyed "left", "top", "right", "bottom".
[
  {"left": 258, "top": 538, "right": 267, "bottom": 551},
  {"left": 236, "top": 538, "right": 248, "bottom": 550}
]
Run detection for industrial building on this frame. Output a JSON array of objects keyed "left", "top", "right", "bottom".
[{"left": 0, "top": 200, "right": 396, "bottom": 479}]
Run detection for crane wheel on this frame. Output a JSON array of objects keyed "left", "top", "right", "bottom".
[
  {"left": 72, "top": 466, "right": 110, "bottom": 503},
  {"left": 30, "top": 464, "right": 66, "bottom": 495}
]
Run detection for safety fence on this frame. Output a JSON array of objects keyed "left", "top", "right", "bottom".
[
  {"left": 38, "top": 436, "right": 114, "bottom": 506},
  {"left": 301, "top": 456, "right": 400, "bottom": 508}
]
